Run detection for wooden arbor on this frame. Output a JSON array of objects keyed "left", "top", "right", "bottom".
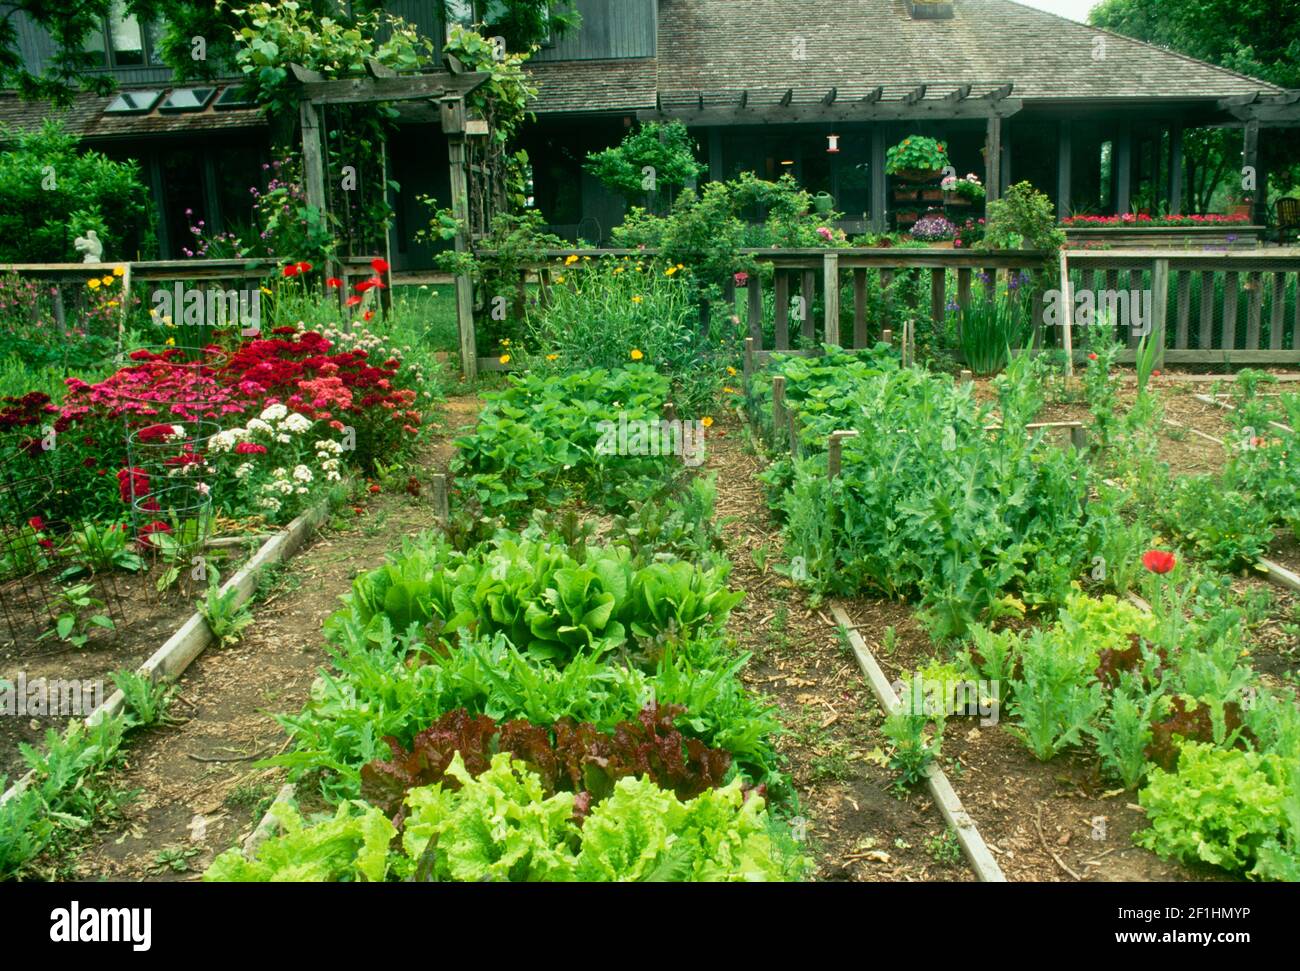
[{"left": 292, "top": 64, "right": 489, "bottom": 379}]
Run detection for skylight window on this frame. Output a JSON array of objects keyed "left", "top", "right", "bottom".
[
  {"left": 104, "top": 90, "right": 163, "bottom": 114},
  {"left": 158, "top": 88, "right": 217, "bottom": 113},
  {"left": 213, "top": 87, "right": 256, "bottom": 111}
]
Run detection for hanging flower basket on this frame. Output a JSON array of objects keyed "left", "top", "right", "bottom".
[{"left": 893, "top": 167, "right": 945, "bottom": 183}]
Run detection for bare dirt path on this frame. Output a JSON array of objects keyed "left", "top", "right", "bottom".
[{"left": 71, "top": 395, "right": 480, "bottom": 881}]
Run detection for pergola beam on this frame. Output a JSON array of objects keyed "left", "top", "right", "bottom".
[
  {"left": 780, "top": 88, "right": 794, "bottom": 107},
  {"left": 822, "top": 87, "right": 838, "bottom": 106},
  {"left": 300, "top": 71, "right": 489, "bottom": 105},
  {"left": 902, "top": 84, "right": 927, "bottom": 105},
  {"left": 636, "top": 98, "right": 1021, "bottom": 126}
]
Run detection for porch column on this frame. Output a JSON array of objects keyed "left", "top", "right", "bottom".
[
  {"left": 1115, "top": 125, "right": 1132, "bottom": 214},
  {"left": 1056, "top": 120, "right": 1072, "bottom": 218},
  {"left": 1169, "top": 121, "right": 1184, "bottom": 215},
  {"left": 708, "top": 127, "right": 723, "bottom": 182},
  {"left": 870, "top": 128, "right": 887, "bottom": 232},
  {"left": 985, "top": 115, "right": 1002, "bottom": 202},
  {"left": 1243, "top": 117, "right": 1264, "bottom": 225}
]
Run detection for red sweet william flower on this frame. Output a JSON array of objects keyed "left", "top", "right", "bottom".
[
  {"left": 235, "top": 442, "right": 268, "bottom": 455},
  {"left": 137, "top": 423, "right": 175, "bottom": 442},
  {"left": 370, "top": 257, "right": 389, "bottom": 274},
  {"left": 1141, "top": 550, "right": 1176, "bottom": 575}
]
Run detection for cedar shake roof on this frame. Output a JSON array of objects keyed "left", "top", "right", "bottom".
[
  {"left": 655, "top": 0, "right": 1284, "bottom": 105},
  {"left": 526, "top": 57, "right": 658, "bottom": 114},
  {"left": 0, "top": 85, "right": 266, "bottom": 142}
]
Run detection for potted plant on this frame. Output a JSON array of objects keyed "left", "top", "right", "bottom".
[
  {"left": 886, "top": 135, "right": 950, "bottom": 182},
  {"left": 1226, "top": 189, "right": 1253, "bottom": 219},
  {"left": 942, "top": 172, "right": 986, "bottom": 206},
  {"left": 911, "top": 210, "right": 957, "bottom": 245}
]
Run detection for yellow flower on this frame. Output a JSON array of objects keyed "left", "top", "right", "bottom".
[
  {"left": 106, "top": 300, "right": 119, "bottom": 308},
  {"left": 726, "top": 366, "right": 737, "bottom": 376},
  {"left": 582, "top": 255, "right": 591, "bottom": 261},
  {"left": 613, "top": 267, "right": 624, "bottom": 275},
  {"left": 556, "top": 275, "right": 566, "bottom": 284},
  {"left": 702, "top": 416, "right": 714, "bottom": 428},
  {"left": 676, "top": 263, "right": 684, "bottom": 270},
  {"left": 631, "top": 295, "right": 643, "bottom": 304},
  {"left": 499, "top": 354, "right": 511, "bottom": 364},
  {"left": 630, "top": 348, "right": 644, "bottom": 361},
  {"left": 564, "top": 254, "right": 578, "bottom": 266},
  {"left": 100, "top": 275, "right": 114, "bottom": 286},
  {"left": 635, "top": 266, "right": 643, "bottom": 273},
  {"left": 665, "top": 266, "right": 678, "bottom": 277},
  {"left": 500, "top": 338, "right": 511, "bottom": 347},
  {"left": 164, "top": 337, "right": 175, "bottom": 346},
  {"left": 545, "top": 353, "right": 558, "bottom": 362},
  {"left": 723, "top": 386, "right": 738, "bottom": 394},
  {"left": 260, "top": 286, "right": 272, "bottom": 296},
  {"left": 112, "top": 266, "right": 125, "bottom": 276},
  {"left": 87, "top": 278, "right": 101, "bottom": 289}
]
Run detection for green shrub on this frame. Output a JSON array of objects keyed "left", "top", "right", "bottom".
[{"left": 0, "top": 121, "right": 153, "bottom": 262}]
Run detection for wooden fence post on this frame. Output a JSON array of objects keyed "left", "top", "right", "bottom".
[
  {"left": 743, "top": 337, "right": 755, "bottom": 395},
  {"left": 828, "top": 430, "right": 860, "bottom": 480},
  {"left": 824, "top": 252, "right": 840, "bottom": 347},
  {"left": 1150, "top": 257, "right": 1169, "bottom": 368},
  {"left": 772, "top": 375, "right": 787, "bottom": 445},
  {"left": 431, "top": 473, "right": 450, "bottom": 523}
]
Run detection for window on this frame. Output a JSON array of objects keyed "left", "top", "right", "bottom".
[{"left": 83, "top": 2, "right": 166, "bottom": 68}]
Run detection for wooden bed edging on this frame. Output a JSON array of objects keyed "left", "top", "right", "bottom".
[
  {"left": 0, "top": 497, "right": 333, "bottom": 808},
  {"left": 828, "top": 604, "right": 1007, "bottom": 883}
]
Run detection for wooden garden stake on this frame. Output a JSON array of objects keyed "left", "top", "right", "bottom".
[
  {"left": 664, "top": 401, "right": 678, "bottom": 423},
  {"left": 959, "top": 369, "right": 973, "bottom": 384},
  {"left": 827, "top": 430, "right": 859, "bottom": 480},
  {"left": 1070, "top": 425, "right": 1087, "bottom": 451},
  {"left": 431, "top": 473, "right": 450, "bottom": 524},
  {"left": 743, "top": 337, "right": 755, "bottom": 395},
  {"left": 772, "top": 375, "right": 787, "bottom": 441},
  {"left": 882, "top": 327, "right": 893, "bottom": 346},
  {"left": 788, "top": 407, "right": 801, "bottom": 458}
]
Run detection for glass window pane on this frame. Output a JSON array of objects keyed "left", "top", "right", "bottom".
[
  {"left": 82, "top": 20, "right": 109, "bottom": 66},
  {"left": 109, "top": 2, "right": 145, "bottom": 66}
]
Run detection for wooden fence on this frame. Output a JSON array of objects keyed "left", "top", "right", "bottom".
[{"left": 1062, "top": 249, "right": 1300, "bottom": 365}]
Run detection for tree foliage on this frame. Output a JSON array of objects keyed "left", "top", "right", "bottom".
[
  {"left": 1091, "top": 0, "right": 1300, "bottom": 197},
  {"left": 585, "top": 121, "right": 706, "bottom": 212}
]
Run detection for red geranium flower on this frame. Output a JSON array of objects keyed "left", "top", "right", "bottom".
[{"left": 1141, "top": 550, "right": 1176, "bottom": 575}]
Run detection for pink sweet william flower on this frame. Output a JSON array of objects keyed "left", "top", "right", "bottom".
[
  {"left": 235, "top": 442, "right": 267, "bottom": 455},
  {"left": 816, "top": 227, "right": 833, "bottom": 241}
]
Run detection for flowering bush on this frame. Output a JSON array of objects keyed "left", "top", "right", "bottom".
[
  {"left": 910, "top": 212, "right": 957, "bottom": 242},
  {"left": 0, "top": 320, "right": 434, "bottom": 531},
  {"left": 942, "top": 172, "right": 985, "bottom": 203},
  {"left": 1060, "top": 213, "right": 1252, "bottom": 227}
]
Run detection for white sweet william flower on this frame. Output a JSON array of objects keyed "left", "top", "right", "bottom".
[
  {"left": 260, "top": 403, "right": 288, "bottom": 422},
  {"left": 169, "top": 424, "right": 186, "bottom": 441},
  {"left": 246, "top": 418, "right": 271, "bottom": 435},
  {"left": 195, "top": 481, "right": 211, "bottom": 496},
  {"left": 234, "top": 463, "right": 253, "bottom": 479},
  {"left": 292, "top": 464, "right": 313, "bottom": 483},
  {"left": 281, "top": 413, "right": 313, "bottom": 434}
]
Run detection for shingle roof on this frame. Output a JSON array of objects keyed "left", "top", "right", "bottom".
[
  {"left": 655, "top": 0, "right": 1283, "bottom": 104},
  {"left": 0, "top": 86, "right": 266, "bottom": 142},
  {"left": 526, "top": 58, "right": 658, "bottom": 114}
]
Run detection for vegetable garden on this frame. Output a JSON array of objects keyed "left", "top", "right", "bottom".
[{"left": 3, "top": 240, "right": 1298, "bottom": 884}]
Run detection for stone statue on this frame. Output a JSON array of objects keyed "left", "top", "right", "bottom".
[{"left": 74, "top": 230, "right": 103, "bottom": 264}]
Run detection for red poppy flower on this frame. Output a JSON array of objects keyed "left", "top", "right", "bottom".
[
  {"left": 1141, "top": 550, "right": 1176, "bottom": 575},
  {"left": 326, "top": 277, "right": 343, "bottom": 288},
  {"left": 363, "top": 310, "right": 374, "bottom": 322},
  {"left": 1088, "top": 353, "right": 1098, "bottom": 361},
  {"left": 345, "top": 295, "right": 363, "bottom": 307},
  {"left": 370, "top": 257, "right": 389, "bottom": 274},
  {"left": 283, "top": 264, "right": 300, "bottom": 278},
  {"left": 368, "top": 484, "right": 381, "bottom": 494},
  {"left": 296, "top": 261, "right": 312, "bottom": 274}
]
